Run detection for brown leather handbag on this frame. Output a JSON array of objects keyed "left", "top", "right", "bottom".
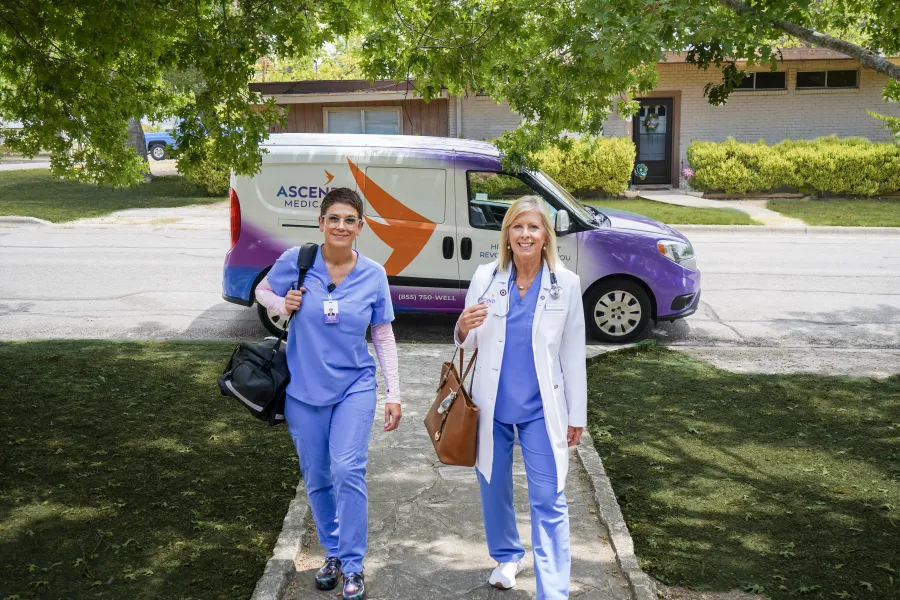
[{"left": 424, "top": 348, "right": 480, "bottom": 466}]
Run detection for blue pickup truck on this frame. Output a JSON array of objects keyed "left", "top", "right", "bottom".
[{"left": 145, "top": 131, "right": 177, "bottom": 160}]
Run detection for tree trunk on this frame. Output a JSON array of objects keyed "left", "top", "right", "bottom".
[
  {"left": 717, "top": 0, "right": 900, "bottom": 82},
  {"left": 126, "top": 117, "right": 153, "bottom": 182}
]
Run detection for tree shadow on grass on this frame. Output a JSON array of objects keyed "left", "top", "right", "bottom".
[
  {"left": 0, "top": 340, "right": 298, "bottom": 600},
  {"left": 586, "top": 345, "right": 899, "bottom": 599}
]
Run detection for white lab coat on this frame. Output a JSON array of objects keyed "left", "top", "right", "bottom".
[{"left": 455, "top": 260, "right": 587, "bottom": 493}]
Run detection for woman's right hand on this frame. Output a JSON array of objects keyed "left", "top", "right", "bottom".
[
  {"left": 284, "top": 287, "right": 306, "bottom": 313},
  {"left": 457, "top": 302, "right": 488, "bottom": 339}
]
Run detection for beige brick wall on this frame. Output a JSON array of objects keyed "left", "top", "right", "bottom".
[
  {"left": 447, "top": 59, "right": 900, "bottom": 175},
  {"left": 448, "top": 95, "right": 523, "bottom": 140},
  {"left": 606, "top": 59, "right": 900, "bottom": 166},
  {"left": 447, "top": 94, "right": 628, "bottom": 140}
]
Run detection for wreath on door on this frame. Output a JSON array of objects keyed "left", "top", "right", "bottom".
[{"left": 643, "top": 112, "right": 660, "bottom": 132}]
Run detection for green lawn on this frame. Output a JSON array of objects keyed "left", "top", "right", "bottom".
[
  {"left": 582, "top": 198, "right": 760, "bottom": 225},
  {"left": 0, "top": 341, "right": 298, "bottom": 600},
  {"left": 0, "top": 170, "right": 223, "bottom": 222},
  {"left": 767, "top": 198, "right": 900, "bottom": 227},
  {"left": 586, "top": 344, "right": 899, "bottom": 599}
]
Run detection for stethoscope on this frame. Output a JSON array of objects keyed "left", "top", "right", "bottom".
[{"left": 477, "top": 264, "right": 562, "bottom": 317}]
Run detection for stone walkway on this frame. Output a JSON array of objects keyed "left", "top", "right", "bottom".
[
  {"left": 638, "top": 190, "right": 806, "bottom": 227},
  {"left": 281, "top": 344, "right": 633, "bottom": 600}
]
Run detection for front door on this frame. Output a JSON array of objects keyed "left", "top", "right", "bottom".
[
  {"left": 632, "top": 98, "right": 673, "bottom": 185},
  {"left": 455, "top": 169, "right": 578, "bottom": 289}
]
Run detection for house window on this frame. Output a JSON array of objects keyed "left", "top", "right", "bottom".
[
  {"left": 797, "top": 70, "right": 858, "bottom": 89},
  {"left": 324, "top": 108, "right": 402, "bottom": 135},
  {"left": 736, "top": 71, "right": 786, "bottom": 90}
]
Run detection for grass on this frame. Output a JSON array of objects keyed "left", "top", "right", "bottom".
[
  {"left": 767, "top": 198, "right": 900, "bottom": 227},
  {"left": 0, "top": 341, "right": 298, "bottom": 600},
  {"left": 0, "top": 170, "right": 223, "bottom": 222},
  {"left": 581, "top": 198, "right": 760, "bottom": 225},
  {"left": 586, "top": 344, "right": 900, "bottom": 599}
]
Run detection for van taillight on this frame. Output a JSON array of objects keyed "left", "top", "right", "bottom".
[{"left": 229, "top": 188, "right": 241, "bottom": 248}]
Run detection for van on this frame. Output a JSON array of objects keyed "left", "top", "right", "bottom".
[{"left": 223, "top": 133, "right": 701, "bottom": 343}]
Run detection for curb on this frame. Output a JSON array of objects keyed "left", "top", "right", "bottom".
[
  {"left": 578, "top": 342, "right": 659, "bottom": 600},
  {"left": 576, "top": 430, "right": 658, "bottom": 600},
  {"left": 0, "top": 216, "right": 54, "bottom": 227},
  {"left": 250, "top": 479, "right": 310, "bottom": 600},
  {"left": 668, "top": 224, "right": 900, "bottom": 236}
]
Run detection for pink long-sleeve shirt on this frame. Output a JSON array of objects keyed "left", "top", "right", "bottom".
[{"left": 255, "top": 277, "right": 401, "bottom": 405}]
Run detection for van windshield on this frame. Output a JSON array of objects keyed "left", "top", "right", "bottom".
[{"left": 533, "top": 171, "right": 598, "bottom": 225}]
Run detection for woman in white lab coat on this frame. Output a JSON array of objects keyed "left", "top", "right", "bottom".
[{"left": 455, "top": 195, "right": 587, "bottom": 599}]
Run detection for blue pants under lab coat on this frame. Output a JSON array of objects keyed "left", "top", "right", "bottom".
[
  {"left": 477, "top": 417, "right": 571, "bottom": 599},
  {"left": 285, "top": 389, "right": 376, "bottom": 574}
]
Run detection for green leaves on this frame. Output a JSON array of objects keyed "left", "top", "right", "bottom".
[{"left": 0, "top": 1, "right": 343, "bottom": 186}]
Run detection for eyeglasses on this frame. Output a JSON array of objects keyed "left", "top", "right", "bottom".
[{"left": 324, "top": 214, "right": 360, "bottom": 228}]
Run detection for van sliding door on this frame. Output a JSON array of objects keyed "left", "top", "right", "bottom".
[{"left": 352, "top": 149, "right": 461, "bottom": 313}]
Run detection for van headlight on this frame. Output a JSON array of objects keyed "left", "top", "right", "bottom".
[{"left": 657, "top": 240, "right": 696, "bottom": 268}]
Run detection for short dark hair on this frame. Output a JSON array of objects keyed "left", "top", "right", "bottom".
[{"left": 320, "top": 188, "right": 364, "bottom": 219}]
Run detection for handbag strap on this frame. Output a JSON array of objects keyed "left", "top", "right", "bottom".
[
  {"left": 460, "top": 349, "right": 478, "bottom": 384},
  {"left": 436, "top": 347, "right": 478, "bottom": 392}
]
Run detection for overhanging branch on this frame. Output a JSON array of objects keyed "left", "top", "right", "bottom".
[{"left": 717, "top": 0, "right": 900, "bottom": 81}]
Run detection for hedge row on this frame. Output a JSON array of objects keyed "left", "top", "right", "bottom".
[
  {"left": 536, "top": 137, "right": 635, "bottom": 196},
  {"left": 687, "top": 136, "right": 900, "bottom": 196}
]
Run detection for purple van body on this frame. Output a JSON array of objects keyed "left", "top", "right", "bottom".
[{"left": 223, "top": 143, "right": 701, "bottom": 325}]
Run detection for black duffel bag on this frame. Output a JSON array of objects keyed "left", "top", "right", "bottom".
[{"left": 218, "top": 243, "right": 318, "bottom": 425}]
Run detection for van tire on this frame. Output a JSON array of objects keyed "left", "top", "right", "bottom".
[
  {"left": 584, "top": 278, "right": 651, "bottom": 344},
  {"left": 257, "top": 302, "right": 290, "bottom": 336}
]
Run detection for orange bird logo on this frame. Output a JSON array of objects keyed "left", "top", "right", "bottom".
[
  {"left": 324, "top": 170, "right": 335, "bottom": 185},
  {"left": 346, "top": 158, "right": 437, "bottom": 276}
]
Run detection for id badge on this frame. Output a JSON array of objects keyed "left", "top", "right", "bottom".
[{"left": 323, "top": 300, "right": 339, "bottom": 324}]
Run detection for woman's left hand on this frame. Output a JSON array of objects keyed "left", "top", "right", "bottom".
[
  {"left": 384, "top": 403, "right": 402, "bottom": 432},
  {"left": 567, "top": 426, "right": 583, "bottom": 447}
]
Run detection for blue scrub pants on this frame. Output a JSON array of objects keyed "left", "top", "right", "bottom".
[
  {"left": 477, "top": 417, "right": 571, "bottom": 599},
  {"left": 285, "top": 389, "right": 376, "bottom": 575}
]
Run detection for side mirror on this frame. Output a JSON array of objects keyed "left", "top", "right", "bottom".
[{"left": 554, "top": 210, "right": 571, "bottom": 234}]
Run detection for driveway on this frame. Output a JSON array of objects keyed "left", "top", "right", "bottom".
[{"left": 0, "top": 219, "right": 897, "bottom": 377}]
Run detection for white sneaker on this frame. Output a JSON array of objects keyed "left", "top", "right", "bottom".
[{"left": 488, "top": 559, "right": 524, "bottom": 589}]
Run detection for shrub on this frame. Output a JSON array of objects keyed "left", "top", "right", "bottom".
[
  {"left": 687, "top": 136, "right": 900, "bottom": 196},
  {"left": 175, "top": 139, "right": 230, "bottom": 196},
  {"left": 536, "top": 137, "right": 635, "bottom": 195}
]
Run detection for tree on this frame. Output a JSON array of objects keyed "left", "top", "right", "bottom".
[
  {"left": 353, "top": 0, "right": 900, "bottom": 168},
  {"left": 255, "top": 35, "right": 366, "bottom": 82},
  {"left": 0, "top": 1, "right": 354, "bottom": 186}
]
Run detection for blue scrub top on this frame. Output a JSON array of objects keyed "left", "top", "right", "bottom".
[
  {"left": 494, "top": 277, "right": 544, "bottom": 425},
  {"left": 267, "top": 247, "right": 394, "bottom": 406}
]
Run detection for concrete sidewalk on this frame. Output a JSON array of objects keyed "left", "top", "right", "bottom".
[
  {"left": 639, "top": 190, "right": 806, "bottom": 227},
  {"left": 278, "top": 345, "right": 634, "bottom": 600},
  {"left": 0, "top": 160, "right": 51, "bottom": 171}
]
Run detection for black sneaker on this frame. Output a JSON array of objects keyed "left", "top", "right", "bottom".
[
  {"left": 342, "top": 572, "right": 366, "bottom": 600},
  {"left": 315, "top": 556, "right": 341, "bottom": 591}
]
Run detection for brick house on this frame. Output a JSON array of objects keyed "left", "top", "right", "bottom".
[{"left": 250, "top": 48, "right": 900, "bottom": 187}]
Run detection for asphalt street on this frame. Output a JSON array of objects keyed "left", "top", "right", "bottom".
[{"left": 1, "top": 225, "right": 898, "bottom": 376}]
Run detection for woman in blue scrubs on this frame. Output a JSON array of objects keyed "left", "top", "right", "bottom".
[
  {"left": 266, "top": 188, "right": 401, "bottom": 600},
  {"left": 455, "top": 196, "right": 587, "bottom": 599}
]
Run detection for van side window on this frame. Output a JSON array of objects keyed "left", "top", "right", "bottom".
[{"left": 467, "top": 172, "right": 556, "bottom": 230}]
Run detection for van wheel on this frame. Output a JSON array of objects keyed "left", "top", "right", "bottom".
[
  {"left": 257, "top": 302, "right": 290, "bottom": 336},
  {"left": 149, "top": 144, "right": 167, "bottom": 160},
  {"left": 584, "top": 279, "right": 652, "bottom": 344}
]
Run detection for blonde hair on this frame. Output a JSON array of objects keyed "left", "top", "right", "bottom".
[{"left": 498, "top": 195, "right": 561, "bottom": 272}]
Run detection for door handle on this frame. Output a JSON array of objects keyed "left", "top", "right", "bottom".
[
  {"left": 442, "top": 236, "right": 454, "bottom": 259},
  {"left": 461, "top": 237, "right": 473, "bottom": 260}
]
